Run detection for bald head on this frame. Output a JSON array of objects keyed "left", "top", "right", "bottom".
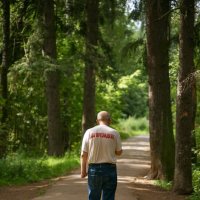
[{"left": 97, "top": 111, "right": 111, "bottom": 125}]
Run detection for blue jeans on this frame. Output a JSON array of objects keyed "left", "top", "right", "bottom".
[{"left": 88, "top": 163, "right": 117, "bottom": 200}]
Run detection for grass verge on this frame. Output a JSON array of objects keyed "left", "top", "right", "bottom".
[
  {"left": 154, "top": 180, "right": 172, "bottom": 190},
  {"left": 0, "top": 152, "right": 80, "bottom": 186}
]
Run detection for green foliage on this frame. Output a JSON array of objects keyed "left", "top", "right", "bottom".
[
  {"left": 188, "top": 166, "right": 200, "bottom": 200},
  {"left": 154, "top": 180, "right": 172, "bottom": 191},
  {"left": 188, "top": 193, "right": 200, "bottom": 200},
  {"left": 8, "top": 58, "right": 48, "bottom": 153},
  {"left": 195, "top": 126, "right": 200, "bottom": 159},
  {"left": 114, "top": 117, "right": 149, "bottom": 139},
  {"left": 188, "top": 126, "right": 200, "bottom": 200},
  {"left": 57, "top": 36, "right": 84, "bottom": 147},
  {"left": 0, "top": 153, "right": 79, "bottom": 185},
  {"left": 96, "top": 69, "right": 148, "bottom": 122},
  {"left": 192, "top": 167, "right": 200, "bottom": 193},
  {"left": 118, "top": 71, "right": 148, "bottom": 118},
  {"left": 0, "top": 0, "right": 149, "bottom": 157}
]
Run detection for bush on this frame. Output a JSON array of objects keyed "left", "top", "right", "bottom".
[
  {"left": 187, "top": 164, "right": 200, "bottom": 200},
  {"left": 188, "top": 192, "right": 200, "bottom": 200},
  {"left": 193, "top": 167, "right": 200, "bottom": 193}
]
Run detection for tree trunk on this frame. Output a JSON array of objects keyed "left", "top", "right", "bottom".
[
  {"left": 146, "top": 0, "right": 175, "bottom": 180},
  {"left": 173, "top": 0, "right": 195, "bottom": 194},
  {"left": 0, "top": 0, "right": 10, "bottom": 158},
  {"left": 82, "top": 0, "right": 99, "bottom": 133},
  {"left": 42, "top": 0, "right": 64, "bottom": 156}
]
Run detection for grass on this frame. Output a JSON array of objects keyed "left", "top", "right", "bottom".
[
  {"left": 154, "top": 180, "right": 172, "bottom": 190},
  {"left": 113, "top": 117, "right": 149, "bottom": 139},
  {"left": 0, "top": 152, "right": 80, "bottom": 186}
]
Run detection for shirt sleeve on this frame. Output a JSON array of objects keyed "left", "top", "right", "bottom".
[
  {"left": 115, "top": 132, "right": 122, "bottom": 151},
  {"left": 81, "top": 130, "right": 89, "bottom": 154}
]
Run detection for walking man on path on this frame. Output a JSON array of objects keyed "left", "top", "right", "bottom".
[{"left": 81, "top": 111, "right": 123, "bottom": 200}]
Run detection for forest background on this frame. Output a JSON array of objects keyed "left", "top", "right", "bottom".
[{"left": 0, "top": 0, "right": 200, "bottom": 199}]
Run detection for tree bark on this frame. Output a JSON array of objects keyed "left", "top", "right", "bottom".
[
  {"left": 146, "top": 0, "right": 175, "bottom": 180},
  {"left": 173, "top": 0, "right": 195, "bottom": 194},
  {"left": 42, "top": 0, "right": 64, "bottom": 156},
  {"left": 0, "top": 0, "right": 10, "bottom": 157},
  {"left": 82, "top": 0, "right": 99, "bottom": 133}
]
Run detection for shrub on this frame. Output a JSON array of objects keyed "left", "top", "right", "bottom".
[{"left": 192, "top": 167, "right": 200, "bottom": 193}]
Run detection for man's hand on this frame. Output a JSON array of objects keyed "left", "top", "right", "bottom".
[
  {"left": 115, "top": 149, "right": 123, "bottom": 156},
  {"left": 81, "top": 171, "right": 88, "bottom": 178}
]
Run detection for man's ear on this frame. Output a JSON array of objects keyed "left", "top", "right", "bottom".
[{"left": 96, "top": 120, "right": 99, "bottom": 124}]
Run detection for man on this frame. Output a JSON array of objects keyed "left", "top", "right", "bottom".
[{"left": 81, "top": 111, "right": 122, "bottom": 200}]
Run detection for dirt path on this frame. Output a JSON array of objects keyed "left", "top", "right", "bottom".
[{"left": 0, "top": 135, "right": 187, "bottom": 200}]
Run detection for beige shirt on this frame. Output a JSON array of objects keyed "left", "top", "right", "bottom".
[{"left": 81, "top": 125, "right": 122, "bottom": 164}]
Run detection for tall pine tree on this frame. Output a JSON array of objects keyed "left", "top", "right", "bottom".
[
  {"left": 0, "top": 0, "right": 10, "bottom": 157},
  {"left": 42, "top": 0, "right": 64, "bottom": 156},
  {"left": 146, "top": 0, "right": 175, "bottom": 180},
  {"left": 82, "top": 0, "right": 99, "bottom": 133},
  {"left": 173, "top": 0, "right": 195, "bottom": 194}
]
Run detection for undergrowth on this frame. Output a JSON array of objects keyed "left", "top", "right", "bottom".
[
  {"left": 0, "top": 152, "right": 79, "bottom": 186},
  {"left": 114, "top": 117, "right": 149, "bottom": 139},
  {"left": 189, "top": 127, "right": 200, "bottom": 200},
  {"left": 188, "top": 165, "right": 200, "bottom": 200},
  {"left": 154, "top": 180, "right": 172, "bottom": 191},
  {"left": 154, "top": 164, "right": 200, "bottom": 200}
]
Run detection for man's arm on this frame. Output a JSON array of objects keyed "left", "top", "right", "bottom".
[{"left": 81, "top": 151, "right": 88, "bottom": 178}]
